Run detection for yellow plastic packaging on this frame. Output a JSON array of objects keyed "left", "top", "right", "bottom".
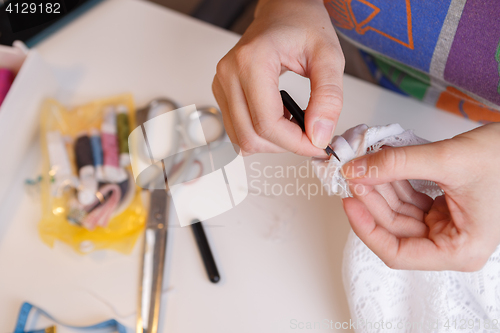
[{"left": 38, "top": 94, "right": 146, "bottom": 254}]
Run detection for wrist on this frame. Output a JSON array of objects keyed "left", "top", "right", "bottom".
[{"left": 255, "top": 0, "right": 324, "bottom": 19}]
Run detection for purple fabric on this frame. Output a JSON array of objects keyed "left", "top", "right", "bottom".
[{"left": 444, "top": 0, "right": 500, "bottom": 105}]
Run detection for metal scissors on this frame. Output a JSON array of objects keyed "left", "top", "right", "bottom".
[{"left": 133, "top": 98, "right": 226, "bottom": 333}]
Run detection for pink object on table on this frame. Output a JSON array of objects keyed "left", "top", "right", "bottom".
[
  {"left": 101, "top": 132, "right": 120, "bottom": 168},
  {"left": 0, "top": 68, "right": 14, "bottom": 107}
]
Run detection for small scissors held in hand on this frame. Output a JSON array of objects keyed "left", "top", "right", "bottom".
[{"left": 280, "top": 90, "right": 340, "bottom": 161}]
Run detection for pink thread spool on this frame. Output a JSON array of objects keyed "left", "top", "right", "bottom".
[{"left": 0, "top": 69, "right": 14, "bottom": 107}]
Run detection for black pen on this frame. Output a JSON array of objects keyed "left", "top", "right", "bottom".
[
  {"left": 191, "top": 220, "right": 220, "bottom": 283},
  {"left": 280, "top": 90, "right": 340, "bottom": 161}
]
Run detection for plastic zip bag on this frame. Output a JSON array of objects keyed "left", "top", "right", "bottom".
[{"left": 38, "top": 94, "right": 146, "bottom": 254}]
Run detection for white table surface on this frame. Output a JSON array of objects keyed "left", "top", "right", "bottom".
[{"left": 0, "top": 0, "right": 479, "bottom": 332}]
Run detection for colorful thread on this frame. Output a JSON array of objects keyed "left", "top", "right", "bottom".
[
  {"left": 82, "top": 184, "right": 121, "bottom": 230},
  {"left": 75, "top": 134, "right": 98, "bottom": 206},
  {"left": 101, "top": 107, "right": 127, "bottom": 183},
  {"left": 90, "top": 128, "right": 105, "bottom": 181},
  {"left": 117, "top": 105, "right": 131, "bottom": 167},
  {"left": 101, "top": 108, "right": 120, "bottom": 168}
]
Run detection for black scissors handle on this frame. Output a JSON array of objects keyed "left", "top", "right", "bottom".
[
  {"left": 280, "top": 90, "right": 340, "bottom": 161},
  {"left": 191, "top": 220, "right": 220, "bottom": 283},
  {"left": 280, "top": 90, "right": 305, "bottom": 132}
]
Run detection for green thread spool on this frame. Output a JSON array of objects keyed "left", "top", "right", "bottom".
[{"left": 116, "top": 105, "right": 131, "bottom": 166}]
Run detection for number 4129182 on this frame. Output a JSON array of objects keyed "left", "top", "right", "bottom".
[{"left": 5, "top": 2, "right": 61, "bottom": 14}]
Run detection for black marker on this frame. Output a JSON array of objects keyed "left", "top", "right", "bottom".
[
  {"left": 280, "top": 90, "right": 340, "bottom": 161},
  {"left": 191, "top": 220, "right": 220, "bottom": 283}
]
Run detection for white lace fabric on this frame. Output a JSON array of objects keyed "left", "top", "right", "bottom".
[
  {"left": 343, "top": 232, "right": 500, "bottom": 333},
  {"left": 312, "top": 124, "right": 500, "bottom": 332},
  {"left": 312, "top": 124, "right": 442, "bottom": 199}
]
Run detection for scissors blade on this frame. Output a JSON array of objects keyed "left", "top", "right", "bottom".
[
  {"left": 137, "top": 189, "right": 169, "bottom": 333},
  {"left": 324, "top": 145, "right": 341, "bottom": 162}
]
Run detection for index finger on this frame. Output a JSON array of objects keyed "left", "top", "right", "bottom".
[
  {"left": 342, "top": 142, "right": 452, "bottom": 185},
  {"left": 239, "top": 66, "right": 326, "bottom": 156}
]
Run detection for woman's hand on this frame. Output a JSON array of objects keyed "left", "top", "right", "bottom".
[
  {"left": 341, "top": 123, "right": 500, "bottom": 272},
  {"left": 212, "top": 0, "right": 345, "bottom": 156}
]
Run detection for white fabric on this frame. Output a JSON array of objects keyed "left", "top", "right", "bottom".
[
  {"left": 343, "top": 231, "right": 500, "bottom": 333},
  {"left": 313, "top": 124, "right": 500, "bottom": 333},
  {"left": 312, "top": 124, "right": 442, "bottom": 198}
]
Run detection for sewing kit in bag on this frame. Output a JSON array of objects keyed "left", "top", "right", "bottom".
[{"left": 38, "top": 94, "right": 146, "bottom": 254}]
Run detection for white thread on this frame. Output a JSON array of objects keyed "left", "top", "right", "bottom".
[{"left": 81, "top": 287, "right": 176, "bottom": 319}]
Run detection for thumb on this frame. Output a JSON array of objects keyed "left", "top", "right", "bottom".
[
  {"left": 304, "top": 44, "right": 344, "bottom": 150},
  {"left": 341, "top": 142, "right": 450, "bottom": 185}
]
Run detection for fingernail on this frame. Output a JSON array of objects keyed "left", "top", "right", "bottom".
[
  {"left": 312, "top": 120, "right": 334, "bottom": 149},
  {"left": 341, "top": 157, "right": 367, "bottom": 179}
]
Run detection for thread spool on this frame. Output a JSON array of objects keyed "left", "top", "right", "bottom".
[
  {"left": 116, "top": 105, "right": 131, "bottom": 167},
  {"left": 67, "top": 184, "right": 121, "bottom": 230},
  {"left": 75, "top": 134, "right": 98, "bottom": 206},
  {"left": 81, "top": 184, "right": 121, "bottom": 230},
  {"left": 101, "top": 106, "right": 127, "bottom": 183},
  {"left": 46, "top": 131, "right": 77, "bottom": 197},
  {"left": 90, "top": 128, "right": 105, "bottom": 182}
]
